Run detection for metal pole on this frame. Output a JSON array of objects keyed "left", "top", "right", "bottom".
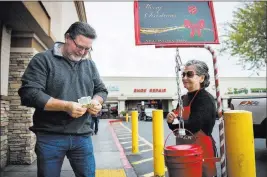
[
  {"left": 126, "top": 113, "right": 129, "bottom": 122},
  {"left": 131, "top": 111, "right": 139, "bottom": 154},
  {"left": 152, "top": 110, "right": 165, "bottom": 176},
  {"left": 204, "top": 45, "right": 227, "bottom": 177}
]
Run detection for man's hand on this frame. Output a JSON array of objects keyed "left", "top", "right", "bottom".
[
  {"left": 64, "top": 101, "right": 87, "bottom": 118},
  {"left": 87, "top": 99, "right": 102, "bottom": 115}
]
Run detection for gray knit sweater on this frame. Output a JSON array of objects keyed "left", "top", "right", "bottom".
[{"left": 18, "top": 43, "right": 108, "bottom": 135}]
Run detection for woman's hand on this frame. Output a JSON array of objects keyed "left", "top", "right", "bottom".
[{"left": 166, "top": 112, "right": 176, "bottom": 123}]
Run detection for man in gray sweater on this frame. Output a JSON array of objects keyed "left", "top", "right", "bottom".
[{"left": 18, "top": 22, "right": 108, "bottom": 177}]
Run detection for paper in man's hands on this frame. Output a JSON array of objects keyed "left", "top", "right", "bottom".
[{"left": 78, "top": 96, "right": 94, "bottom": 108}]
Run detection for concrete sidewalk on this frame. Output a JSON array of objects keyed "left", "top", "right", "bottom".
[{"left": 0, "top": 119, "right": 136, "bottom": 177}]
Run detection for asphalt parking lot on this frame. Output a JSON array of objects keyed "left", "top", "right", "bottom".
[{"left": 112, "top": 120, "right": 267, "bottom": 177}]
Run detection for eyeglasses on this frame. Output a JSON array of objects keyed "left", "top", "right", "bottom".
[
  {"left": 181, "top": 71, "right": 196, "bottom": 78},
  {"left": 72, "top": 38, "right": 92, "bottom": 52}
]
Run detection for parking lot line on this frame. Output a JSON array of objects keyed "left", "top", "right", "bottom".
[
  {"left": 120, "top": 122, "right": 153, "bottom": 148},
  {"left": 115, "top": 131, "right": 127, "bottom": 133},
  {"left": 141, "top": 168, "right": 167, "bottom": 177},
  {"left": 118, "top": 137, "right": 132, "bottom": 140},
  {"left": 132, "top": 157, "right": 153, "bottom": 165},
  {"left": 120, "top": 140, "right": 141, "bottom": 144},
  {"left": 117, "top": 133, "right": 132, "bottom": 136},
  {"left": 125, "top": 144, "right": 147, "bottom": 149},
  {"left": 140, "top": 149, "right": 153, "bottom": 153},
  {"left": 115, "top": 122, "right": 168, "bottom": 177}
]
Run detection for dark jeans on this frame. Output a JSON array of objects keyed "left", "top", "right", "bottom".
[
  {"left": 90, "top": 117, "right": 99, "bottom": 134},
  {"left": 35, "top": 132, "right": 95, "bottom": 177}
]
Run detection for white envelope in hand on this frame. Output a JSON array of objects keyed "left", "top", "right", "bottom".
[{"left": 172, "top": 118, "right": 180, "bottom": 125}]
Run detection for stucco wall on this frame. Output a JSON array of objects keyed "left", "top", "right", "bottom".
[
  {"left": 61, "top": 2, "right": 79, "bottom": 39},
  {"left": 41, "top": 2, "right": 79, "bottom": 42},
  {"left": 102, "top": 77, "right": 267, "bottom": 100}
]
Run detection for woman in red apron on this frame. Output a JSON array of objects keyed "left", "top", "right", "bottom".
[{"left": 167, "top": 60, "right": 217, "bottom": 177}]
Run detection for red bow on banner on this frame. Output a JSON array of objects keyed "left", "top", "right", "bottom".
[{"left": 184, "top": 19, "right": 205, "bottom": 37}]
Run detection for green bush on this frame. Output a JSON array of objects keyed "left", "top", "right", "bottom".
[{"left": 120, "top": 111, "right": 126, "bottom": 116}]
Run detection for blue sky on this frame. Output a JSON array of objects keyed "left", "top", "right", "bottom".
[{"left": 85, "top": 2, "right": 266, "bottom": 77}]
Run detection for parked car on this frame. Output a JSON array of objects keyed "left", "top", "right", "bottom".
[
  {"left": 110, "top": 105, "right": 118, "bottom": 115},
  {"left": 140, "top": 108, "right": 156, "bottom": 121},
  {"left": 224, "top": 96, "right": 267, "bottom": 148}
]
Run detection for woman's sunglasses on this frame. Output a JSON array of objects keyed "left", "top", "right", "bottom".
[{"left": 181, "top": 71, "right": 196, "bottom": 78}]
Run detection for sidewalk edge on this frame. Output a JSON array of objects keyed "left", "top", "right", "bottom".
[{"left": 108, "top": 120, "right": 137, "bottom": 177}]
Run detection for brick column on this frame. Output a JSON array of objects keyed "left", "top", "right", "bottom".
[
  {"left": 0, "top": 96, "right": 10, "bottom": 169},
  {"left": 8, "top": 48, "right": 38, "bottom": 164}
]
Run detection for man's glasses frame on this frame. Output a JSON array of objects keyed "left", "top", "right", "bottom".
[{"left": 71, "top": 38, "right": 93, "bottom": 52}]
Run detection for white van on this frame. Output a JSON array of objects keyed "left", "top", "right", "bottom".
[
  {"left": 225, "top": 96, "right": 267, "bottom": 147},
  {"left": 143, "top": 108, "right": 156, "bottom": 121}
]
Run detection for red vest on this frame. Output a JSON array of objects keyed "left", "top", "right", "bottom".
[{"left": 174, "top": 90, "right": 217, "bottom": 177}]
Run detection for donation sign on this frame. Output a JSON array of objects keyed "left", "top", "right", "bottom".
[{"left": 134, "top": 1, "right": 219, "bottom": 46}]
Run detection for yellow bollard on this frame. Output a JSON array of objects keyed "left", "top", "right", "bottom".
[
  {"left": 224, "top": 110, "right": 256, "bottom": 177},
  {"left": 131, "top": 111, "right": 139, "bottom": 154},
  {"left": 126, "top": 113, "right": 128, "bottom": 122},
  {"left": 152, "top": 110, "right": 165, "bottom": 177}
]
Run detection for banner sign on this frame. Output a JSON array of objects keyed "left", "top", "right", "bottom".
[{"left": 134, "top": 1, "right": 219, "bottom": 46}]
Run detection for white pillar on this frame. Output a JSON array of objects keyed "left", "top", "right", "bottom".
[
  {"left": 172, "top": 100, "right": 178, "bottom": 110},
  {"left": 1, "top": 25, "right": 12, "bottom": 96},
  {"left": 118, "top": 100, "right": 126, "bottom": 114},
  {"left": 168, "top": 100, "right": 173, "bottom": 112}
]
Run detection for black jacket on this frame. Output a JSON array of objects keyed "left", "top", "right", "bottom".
[{"left": 168, "top": 89, "right": 216, "bottom": 136}]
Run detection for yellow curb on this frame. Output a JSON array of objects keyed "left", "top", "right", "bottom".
[{"left": 96, "top": 169, "right": 126, "bottom": 177}]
